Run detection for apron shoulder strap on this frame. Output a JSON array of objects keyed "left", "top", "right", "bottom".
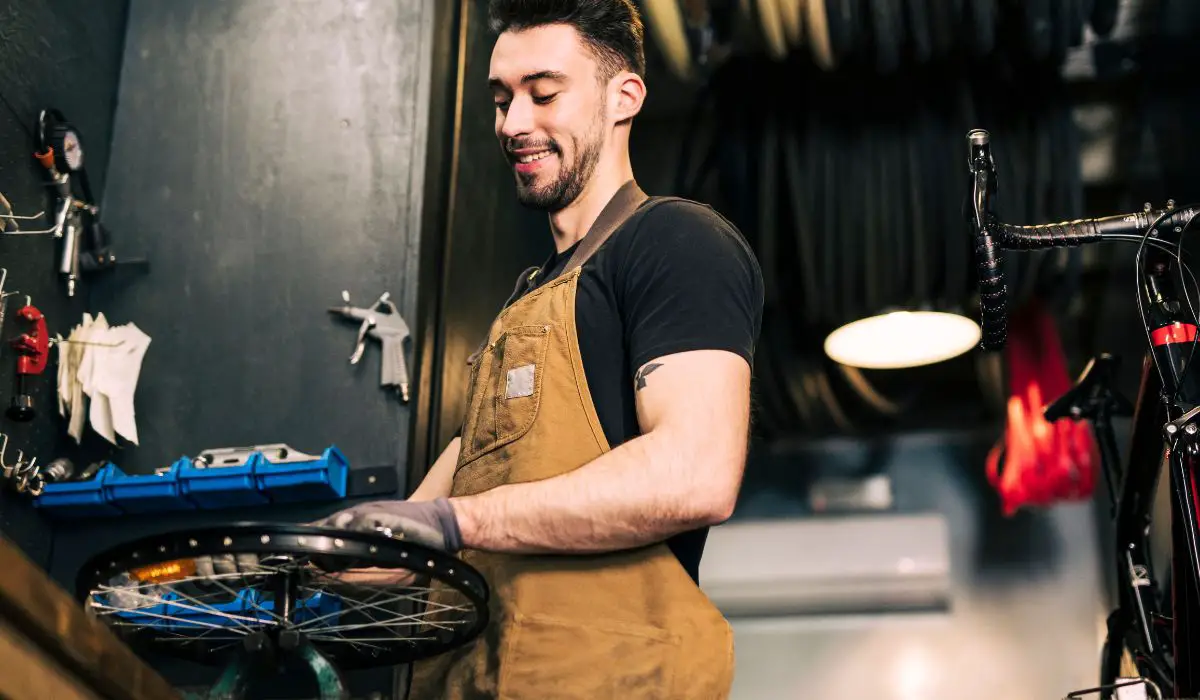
[
  {"left": 559, "top": 179, "right": 650, "bottom": 276},
  {"left": 562, "top": 193, "right": 705, "bottom": 274},
  {"left": 466, "top": 185, "right": 689, "bottom": 366}
]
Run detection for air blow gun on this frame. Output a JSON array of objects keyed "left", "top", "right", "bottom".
[{"left": 328, "top": 291, "right": 412, "bottom": 402}]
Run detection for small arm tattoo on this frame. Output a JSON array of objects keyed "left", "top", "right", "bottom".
[{"left": 635, "top": 362, "right": 664, "bottom": 390}]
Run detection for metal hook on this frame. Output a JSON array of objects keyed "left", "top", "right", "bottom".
[
  {"left": 0, "top": 268, "right": 14, "bottom": 301},
  {"left": 0, "top": 222, "right": 58, "bottom": 235},
  {"left": 0, "top": 192, "right": 53, "bottom": 234},
  {"left": 50, "top": 333, "right": 124, "bottom": 349},
  {"left": 4, "top": 449, "right": 23, "bottom": 480},
  {"left": 0, "top": 210, "right": 46, "bottom": 221},
  {"left": 14, "top": 457, "right": 38, "bottom": 494},
  {"left": 17, "top": 456, "right": 37, "bottom": 478}
]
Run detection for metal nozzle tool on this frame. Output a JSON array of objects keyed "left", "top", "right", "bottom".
[{"left": 328, "top": 290, "right": 412, "bottom": 402}]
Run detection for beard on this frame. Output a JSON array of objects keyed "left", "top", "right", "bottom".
[{"left": 509, "top": 114, "right": 605, "bottom": 212}]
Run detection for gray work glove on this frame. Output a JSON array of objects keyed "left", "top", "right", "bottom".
[
  {"left": 178, "top": 501, "right": 463, "bottom": 590},
  {"left": 312, "top": 497, "right": 463, "bottom": 553}
]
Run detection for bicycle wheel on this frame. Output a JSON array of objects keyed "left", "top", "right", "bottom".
[{"left": 76, "top": 523, "right": 490, "bottom": 670}]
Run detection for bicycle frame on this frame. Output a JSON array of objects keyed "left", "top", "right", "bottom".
[
  {"left": 1101, "top": 218, "right": 1200, "bottom": 698},
  {"left": 966, "top": 129, "right": 1200, "bottom": 697}
]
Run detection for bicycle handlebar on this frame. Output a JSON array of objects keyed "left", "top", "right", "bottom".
[{"left": 966, "top": 129, "right": 1198, "bottom": 351}]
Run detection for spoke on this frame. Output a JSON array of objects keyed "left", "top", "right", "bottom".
[
  {"left": 315, "top": 614, "right": 474, "bottom": 635},
  {"left": 93, "top": 587, "right": 263, "bottom": 631},
  {"left": 292, "top": 586, "right": 429, "bottom": 630},
  {"left": 154, "top": 636, "right": 247, "bottom": 643},
  {"left": 162, "top": 581, "right": 270, "bottom": 632},
  {"left": 89, "top": 602, "right": 250, "bottom": 634},
  {"left": 306, "top": 633, "right": 389, "bottom": 651},
  {"left": 296, "top": 584, "right": 473, "bottom": 634},
  {"left": 309, "top": 635, "right": 432, "bottom": 643},
  {"left": 106, "top": 620, "right": 231, "bottom": 642},
  {"left": 199, "top": 573, "right": 287, "bottom": 624},
  {"left": 289, "top": 585, "right": 402, "bottom": 630}
]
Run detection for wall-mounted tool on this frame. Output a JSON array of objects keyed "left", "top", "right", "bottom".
[
  {"left": 35, "top": 108, "right": 90, "bottom": 239},
  {"left": 42, "top": 457, "right": 76, "bottom": 483},
  {"left": 22, "top": 109, "right": 148, "bottom": 295},
  {"left": 37, "top": 109, "right": 93, "bottom": 296},
  {"left": 329, "top": 291, "right": 412, "bottom": 401},
  {"left": 7, "top": 298, "right": 49, "bottom": 422}
]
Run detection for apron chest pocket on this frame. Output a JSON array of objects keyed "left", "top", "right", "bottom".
[{"left": 461, "top": 324, "right": 552, "bottom": 461}]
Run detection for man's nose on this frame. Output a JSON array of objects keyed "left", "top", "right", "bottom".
[{"left": 499, "top": 96, "right": 535, "bottom": 140}]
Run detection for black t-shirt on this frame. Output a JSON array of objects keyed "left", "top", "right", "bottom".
[{"left": 517, "top": 198, "right": 764, "bottom": 583}]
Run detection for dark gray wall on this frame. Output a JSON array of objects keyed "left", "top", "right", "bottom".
[
  {"left": 53, "top": 0, "right": 441, "bottom": 694},
  {"left": 427, "top": 0, "right": 553, "bottom": 456},
  {"left": 92, "top": 0, "right": 435, "bottom": 479},
  {"left": 0, "top": 0, "right": 129, "bottom": 565}
]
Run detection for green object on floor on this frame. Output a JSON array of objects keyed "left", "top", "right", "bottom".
[{"left": 179, "top": 639, "right": 348, "bottom": 700}]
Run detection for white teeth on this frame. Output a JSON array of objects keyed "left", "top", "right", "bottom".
[{"left": 517, "top": 150, "right": 553, "bottom": 164}]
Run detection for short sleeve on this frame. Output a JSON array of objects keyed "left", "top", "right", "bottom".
[{"left": 618, "top": 201, "right": 764, "bottom": 372}]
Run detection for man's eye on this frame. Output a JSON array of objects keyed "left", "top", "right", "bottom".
[{"left": 533, "top": 94, "right": 557, "bottom": 105}]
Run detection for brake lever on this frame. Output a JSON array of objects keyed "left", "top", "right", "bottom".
[{"left": 967, "top": 129, "right": 995, "bottom": 232}]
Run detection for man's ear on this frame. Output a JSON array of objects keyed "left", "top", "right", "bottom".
[{"left": 609, "top": 71, "right": 646, "bottom": 123}]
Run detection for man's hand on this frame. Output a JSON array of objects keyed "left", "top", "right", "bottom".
[
  {"left": 311, "top": 497, "right": 463, "bottom": 552},
  {"left": 306, "top": 498, "right": 463, "bottom": 586}
]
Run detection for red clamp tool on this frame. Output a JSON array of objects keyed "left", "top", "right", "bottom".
[{"left": 7, "top": 300, "right": 48, "bottom": 422}]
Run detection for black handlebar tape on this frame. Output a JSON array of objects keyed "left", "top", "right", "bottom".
[
  {"left": 968, "top": 129, "right": 1006, "bottom": 351},
  {"left": 975, "top": 223, "right": 1007, "bottom": 351},
  {"left": 995, "top": 209, "right": 1198, "bottom": 248},
  {"left": 992, "top": 218, "right": 1104, "bottom": 248}
]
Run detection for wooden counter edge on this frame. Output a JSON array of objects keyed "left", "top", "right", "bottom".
[{"left": 0, "top": 533, "right": 179, "bottom": 700}]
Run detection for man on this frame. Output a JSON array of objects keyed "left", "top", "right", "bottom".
[{"left": 318, "top": 1, "right": 764, "bottom": 697}]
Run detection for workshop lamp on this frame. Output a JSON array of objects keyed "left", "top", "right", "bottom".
[{"left": 823, "top": 310, "right": 982, "bottom": 370}]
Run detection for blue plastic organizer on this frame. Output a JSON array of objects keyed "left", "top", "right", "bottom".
[
  {"left": 36, "top": 463, "right": 124, "bottom": 517},
  {"left": 36, "top": 444, "right": 351, "bottom": 517},
  {"left": 178, "top": 454, "right": 269, "bottom": 508},
  {"left": 256, "top": 446, "right": 349, "bottom": 503},
  {"left": 104, "top": 464, "right": 196, "bottom": 514}
]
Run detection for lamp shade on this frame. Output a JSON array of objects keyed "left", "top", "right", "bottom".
[{"left": 823, "top": 311, "right": 982, "bottom": 370}]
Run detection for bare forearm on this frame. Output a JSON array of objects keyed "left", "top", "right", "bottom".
[
  {"left": 451, "top": 428, "right": 741, "bottom": 554},
  {"left": 409, "top": 437, "right": 461, "bottom": 502}
]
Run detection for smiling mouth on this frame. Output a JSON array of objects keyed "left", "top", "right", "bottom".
[{"left": 514, "top": 149, "right": 554, "bottom": 164}]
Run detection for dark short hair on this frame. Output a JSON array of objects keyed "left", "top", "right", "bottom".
[{"left": 487, "top": 0, "right": 647, "bottom": 79}]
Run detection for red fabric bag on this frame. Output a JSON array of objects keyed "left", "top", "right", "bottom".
[{"left": 986, "top": 303, "right": 1099, "bottom": 515}]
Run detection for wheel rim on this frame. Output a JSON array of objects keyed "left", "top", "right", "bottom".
[{"left": 76, "top": 523, "right": 489, "bottom": 670}]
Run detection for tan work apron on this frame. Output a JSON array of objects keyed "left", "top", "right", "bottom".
[{"left": 410, "top": 182, "right": 736, "bottom": 699}]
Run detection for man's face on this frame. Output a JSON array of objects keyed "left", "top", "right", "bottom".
[{"left": 489, "top": 24, "right": 608, "bottom": 211}]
